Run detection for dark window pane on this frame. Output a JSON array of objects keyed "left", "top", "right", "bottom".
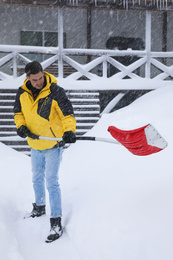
[
  {"left": 21, "top": 31, "right": 42, "bottom": 46},
  {"left": 45, "top": 32, "right": 58, "bottom": 47},
  {"left": 20, "top": 31, "right": 43, "bottom": 62}
]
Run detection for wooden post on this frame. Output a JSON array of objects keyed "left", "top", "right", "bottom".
[
  {"left": 13, "top": 52, "right": 17, "bottom": 78},
  {"left": 87, "top": 4, "right": 91, "bottom": 63},
  {"left": 58, "top": 5, "right": 63, "bottom": 78},
  {"left": 162, "top": 11, "right": 167, "bottom": 65}
]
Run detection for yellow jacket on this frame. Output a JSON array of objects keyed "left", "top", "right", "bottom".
[{"left": 14, "top": 72, "right": 76, "bottom": 150}]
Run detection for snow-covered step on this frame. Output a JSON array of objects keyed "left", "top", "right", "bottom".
[
  {"left": 75, "top": 116, "right": 99, "bottom": 121},
  {"left": 0, "top": 100, "right": 15, "bottom": 103},
  {"left": 70, "top": 98, "right": 99, "bottom": 101},
  {"left": 0, "top": 93, "right": 16, "bottom": 96},
  {"left": 0, "top": 125, "right": 16, "bottom": 127},
  {"left": 74, "top": 111, "right": 100, "bottom": 115},
  {"left": 73, "top": 107, "right": 100, "bottom": 111},
  {"left": 67, "top": 91, "right": 99, "bottom": 95},
  {"left": 8, "top": 145, "right": 29, "bottom": 149},
  {"left": 0, "top": 132, "right": 17, "bottom": 135},
  {"left": 77, "top": 122, "right": 97, "bottom": 126},
  {"left": 0, "top": 106, "right": 13, "bottom": 108},
  {"left": 0, "top": 119, "right": 14, "bottom": 121},
  {"left": 0, "top": 112, "right": 14, "bottom": 115}
]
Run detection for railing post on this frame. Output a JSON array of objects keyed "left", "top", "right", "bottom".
[
  {"left": 87, "top": 4, "right": 92, "bottom": 63},
  {"left": 102, "top": 57, "right": 107, "bottom": 78},
  {"left": 13, "top": 52, "right": 18, "bottom": 78},
  {"left": 58, "top": 5, "right": 63, "bottom": 78},
  {"left": 145, "top": 10, "right": 151, "bottom": 78},
  {"left": 162, "top": 11, "right": 167, "bottom": 65}
]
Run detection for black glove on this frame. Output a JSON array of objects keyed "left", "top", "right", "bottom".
[
  {"left": 17, "top": 125, "right": 39, "bottom": 139},
  {"left": 17, "top": 125, "right": 30, "bottom": 138},
  {"left": 63, "top": 131, "right": 76, "bottom": 143},
  {"left": 28, "top": 132, "right": 39, "bottom": 140}
]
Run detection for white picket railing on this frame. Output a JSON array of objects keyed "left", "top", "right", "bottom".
[{"left": 0, "top": 44, "right": 173, "bottom": 80}]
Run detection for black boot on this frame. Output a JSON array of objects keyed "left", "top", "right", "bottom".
[
  {"left": 46, "top": 217, "right": 63, "bottom": 243},
  {"left": 29, "top": 203, "right": 46, "bottom": 218}
]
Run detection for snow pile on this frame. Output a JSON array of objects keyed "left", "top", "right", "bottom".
[{"left": 0, "top": 80, "right": 173, "bottom": 260}]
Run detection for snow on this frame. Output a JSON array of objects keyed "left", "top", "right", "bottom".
[
  {"left": 2, "top": 74, "right": 173, "bottom": 91},
  {"left": 1, "top": 77, "right": 173, "bottom": 260}
]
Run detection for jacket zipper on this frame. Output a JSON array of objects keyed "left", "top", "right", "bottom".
[
  {"left": 38, "top": 97, "right": 48, "bottom": 115},
  {"left": 50, "top": 127, "right": 56, "bottom": 137}
]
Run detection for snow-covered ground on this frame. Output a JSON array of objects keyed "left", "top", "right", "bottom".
[{"left": 0, "top": 77, "right": 173, "bottom": 260}]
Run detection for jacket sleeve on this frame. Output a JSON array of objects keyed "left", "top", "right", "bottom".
[
  {"left": 51, "top": 85, "right": 76, "bottom": 133},
  {"left": 13, "top": 88, "right": 27, "bottom": 129}
]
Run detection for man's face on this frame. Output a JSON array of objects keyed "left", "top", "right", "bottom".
[{"left": 27, "top": 71, "right": 44, "bottom": 89}]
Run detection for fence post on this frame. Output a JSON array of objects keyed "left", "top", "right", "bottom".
[
  {"left": 102, "top": 57, "right": 107, "bottom": 78},
  {"left": 58, "top": 5, "right": 64, "bottom": 78},
  {"left": 145, "top": 10, "right": 151, "bottom": 78},
  {"left": 13, "top": 52, "right": 17, "bottom": 78}
]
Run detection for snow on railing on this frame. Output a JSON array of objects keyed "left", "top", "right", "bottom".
[{"left": 0, "top": 44, "right": 173, "bottom": 80}]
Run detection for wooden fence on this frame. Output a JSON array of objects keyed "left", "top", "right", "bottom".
[{"left": 0, "top": 44, "right": 173, "bottom": 81}]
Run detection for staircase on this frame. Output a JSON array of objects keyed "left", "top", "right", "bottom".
[
  {"left": 66, "top": 90, "right": 100, "bottom": 136},
  {"left": 0, "top": 89, "right": 100, "bottom": 156}
]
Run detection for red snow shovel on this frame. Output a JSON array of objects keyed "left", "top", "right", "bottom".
[
  {"left": 39, "top": 124, "right": 167, "bottom": 156},
  {"left": 108, "top": 124, "right": 168, "bottom": 156}
]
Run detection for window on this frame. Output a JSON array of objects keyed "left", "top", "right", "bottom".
[
  {"left": 21, "top": 31, "right": 66, "bottom": 61},
  {"left": 21, "top": 31, "right": 43, "bottom": 46}
]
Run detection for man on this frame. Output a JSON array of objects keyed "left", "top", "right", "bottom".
[{"left": 13, "top": 61, "right": 76, "bottom": 243}]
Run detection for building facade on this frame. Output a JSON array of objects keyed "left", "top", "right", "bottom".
[{"left": 0, "top": 0, "right": 172, "bottom": 79}]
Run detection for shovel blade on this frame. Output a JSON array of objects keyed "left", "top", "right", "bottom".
[{"left": 108, "top": 124, "right": 168, "bottom": 156}]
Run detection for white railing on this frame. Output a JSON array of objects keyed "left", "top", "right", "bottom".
[{"left": 0, "top": 44, "right": 173, "bottom": 80}]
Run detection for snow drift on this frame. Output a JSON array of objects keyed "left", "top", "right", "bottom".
[{"left": 0, "top": 82, "right": 173, "bottom": 260}]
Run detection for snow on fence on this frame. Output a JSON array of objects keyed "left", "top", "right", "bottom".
[{"left": 0, "top": 44, "right": 173, "bottom": 80}]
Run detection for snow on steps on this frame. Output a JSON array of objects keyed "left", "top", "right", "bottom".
[{"left": 0, "top": 89, "right": 100, "bottom": 156}]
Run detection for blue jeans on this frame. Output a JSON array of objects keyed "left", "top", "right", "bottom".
[{"left": 31, "top": 147, "right": 63, "bottom": 218}]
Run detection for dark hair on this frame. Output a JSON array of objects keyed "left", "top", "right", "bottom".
[{"left": 25, "top": 61, "right": 43, "bottom": 76}]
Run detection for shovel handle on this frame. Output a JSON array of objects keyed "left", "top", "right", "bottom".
[{"left": 39, "top": 135, "right": 119, "bottom": 144}]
